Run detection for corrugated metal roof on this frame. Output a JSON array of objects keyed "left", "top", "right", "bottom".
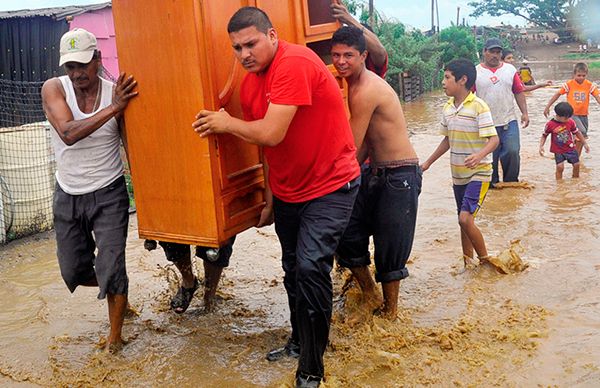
[{"left": 0, "top": 2, "right": 111, "bottom": 20}]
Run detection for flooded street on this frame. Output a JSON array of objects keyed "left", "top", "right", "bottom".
[{"left": 1, "top": 67, "right": 600, "bottom": 387}]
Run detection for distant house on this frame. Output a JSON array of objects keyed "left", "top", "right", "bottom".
[{"left": 0, "top": 2, "right": 117, "bottom": 82}]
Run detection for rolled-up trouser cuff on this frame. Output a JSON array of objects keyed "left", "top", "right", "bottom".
[
  {"left": 159, "top": 241, "right": 190, "bottom": 262},
  {"left": 375, "top": 267, "right": 409, "bottom": 283},
  {"left": 195, "top": 236, "right": 235, "bottom": 268},
  {"left": 336, "top": 252, "right": 371, "bottom": 269}
]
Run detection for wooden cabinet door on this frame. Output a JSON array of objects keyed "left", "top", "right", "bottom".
[
  {"left": 199, "top": 0, "right": 265, "bottom": 239},
  {"left": 112, "top": 0, "right": 222, "bottom": 245},
  {"left": 302, "top": 0, "right": 338, "bottom": 38}
]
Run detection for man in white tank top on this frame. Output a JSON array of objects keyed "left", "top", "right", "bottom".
[
  {"left": 41, "top": 28, "right": 138, "bottom": 352},
  {"left": 475, "top": 38, "right": 529, "bottom": 185}
]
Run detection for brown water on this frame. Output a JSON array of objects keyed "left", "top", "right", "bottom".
[{"left": 1, "top": 83, "right": 600, "bottom": 387}]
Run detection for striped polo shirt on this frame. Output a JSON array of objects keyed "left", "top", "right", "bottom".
[{"left": 440, "top": 92, "right": 497, "bottom": 185}]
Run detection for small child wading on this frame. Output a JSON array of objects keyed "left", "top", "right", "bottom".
[
  {"left": 544, "top": 62, "right": 600, "bottom": 156},
  {"left": 539, "top": 102, "right": 590, "bottom": 179},
  {"left": 421, "top": 59, "right": 499, "bottom": 268}
]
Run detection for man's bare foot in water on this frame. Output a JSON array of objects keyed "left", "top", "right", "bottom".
[
  {"left": 375, "top": 302, "right": 399, "bottom": 321},
  {"left": 379, "top": 281, "right": 400, "bottom": 321},
  {"left": 97, "top": 336, "right": 127, "bottom": 353},
  {"left": 345, "top": 266, "right": 384, "bottom": 326},
  {"left": 346, "top": 289, "right": 384, "bottom": 326},
  {"left": 105, "top": 339, "right": 124, "bottom": 354}
]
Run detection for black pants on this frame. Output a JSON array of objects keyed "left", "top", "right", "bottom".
[
  {"left": 158, "top": 236, "right": 236, "bottom": 268},
  {"left": 273, "top": 177, "right": 359, "bottom": 378},
  {"left": 337, "top": 165, "right": 422, "bottom": 282}
]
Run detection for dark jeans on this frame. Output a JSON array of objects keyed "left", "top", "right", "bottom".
[
  {"left": 337, "top": 165, "right": 421, "bottom": 282},
  {"left": 273, "top": 177, "right": 359, "bottom": 379},
  {"left": 492, "top": 120, "right": 520, "bottom": 184}
]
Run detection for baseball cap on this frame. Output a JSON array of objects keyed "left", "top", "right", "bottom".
[
  {"left": 484, "top": 37, "right": 503, "bottom": 50},
  {"left": 59, "top": 28, "right": 97, "bottom": 66}
]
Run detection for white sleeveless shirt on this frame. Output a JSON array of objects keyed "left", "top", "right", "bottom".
[
  {"left": 475, "top": 63, "right": 518, "bottom": 127},
  {"left": 50, "top": 76, "right": 123, "bottom": 195}
]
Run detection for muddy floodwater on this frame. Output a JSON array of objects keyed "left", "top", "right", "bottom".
[{"left": 1, "top": 67, "right": 600, "bottom": 387}]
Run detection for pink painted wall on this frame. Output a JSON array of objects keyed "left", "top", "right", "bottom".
[{"left": 70, "top": 7, "right": 119, "bottom": 79}]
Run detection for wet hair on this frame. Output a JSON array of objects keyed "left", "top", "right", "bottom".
[
  {"left": 444, "top": 59, "right": 477, "bottom": 90},
  {"left": 554, "top": 102, "right": 574, "bottom": 118},
  {"left": 331, "top": 26, "right": 366, "bottom": 53},
  {"left": 227, "top": 7, "right": 273, "bottom": 34},
  {"left": 501, "top": 49, "right": 512, "bottom": 60},
  {"left": 574, "top": 62, "right": 588, "bottom": 74}
]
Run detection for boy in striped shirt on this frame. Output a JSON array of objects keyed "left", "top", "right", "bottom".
[{"left": 421, "top": 59, "right": 499, "bottom": 268}]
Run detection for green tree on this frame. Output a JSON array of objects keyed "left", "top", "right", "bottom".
[
  {"left": 468, "top": 0, "right": 580, "bottom": 33},
  {"left": 377, "top": 20, "right": 442, "bottom": 92},
  {"left": 438, "top": 26, "right": 478, "bottom": 64},
  {"left": 571, "top": 0, "right": 600, "bottom": 41}
]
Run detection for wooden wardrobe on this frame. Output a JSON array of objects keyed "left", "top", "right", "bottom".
[{"left": 112, "top": 0, "right": 343, "bottom": 247}]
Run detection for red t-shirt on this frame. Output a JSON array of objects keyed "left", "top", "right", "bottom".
[
  {"left": 240, "top": 40, "right": 359, "bottom": 203},
  {"left": 544, "top": 118, "right": 579, "bottom": 154}
]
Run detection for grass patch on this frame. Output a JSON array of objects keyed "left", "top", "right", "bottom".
[
  {"left": 562, "top": 53, "right": 600, "bottom": 60},
  {"left": 588, "top": 61, "right": 600, "bottom": 69}
]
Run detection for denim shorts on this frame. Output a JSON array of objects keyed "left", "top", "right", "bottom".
[
  {"left": 554, "top": 149, "right": 579, "bottom": 165},
  {"left": 337, "top": 165, "right": 422, "bottom": 283}
]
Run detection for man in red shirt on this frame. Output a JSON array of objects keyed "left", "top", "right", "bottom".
[{"left": 193, "top": 7, "right": 360, "bottom": 388}]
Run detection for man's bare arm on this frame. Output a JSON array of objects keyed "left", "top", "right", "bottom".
[
  {"left": 543, "top": 91, "right": 561, "bottom": 118},
  {"left": 348, "top": 88, "right": 377, "bottom": 154},
  {"left": 514, "top": 92, "right": 529, "bottom": 128},
  {"left": 257, "top": 159, "right": 274, "bottom": 227},
  {"left": 42, "top": 73, "right": 138, "bottom": 145},
  {"left": 193, "top": 103, "right": 297, "bottom": 147},
  {"left": 331, "top": 1, "right": 387, "bottom": 69}
]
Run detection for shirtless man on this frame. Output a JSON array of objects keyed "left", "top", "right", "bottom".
[{"left": 331, "top": 26, "right": 422, "bottom": 319}]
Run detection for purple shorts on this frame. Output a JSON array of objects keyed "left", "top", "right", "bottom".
[
  {"left": 453, "top": 181, "right": 490, "bottom": 217},
  {"left": 554, "top": 149, "right": 579, "bottom": 165}
]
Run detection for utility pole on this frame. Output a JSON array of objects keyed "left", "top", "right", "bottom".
[
  {"left": 435, "top": 0, "right": 440, "bottom": 33},
  {"left": 456, "top": 6, "right": 460, "bottom": 26},
  {"left": 431, "top": 0, "right": 435, "bottom": 33},
  {"left": 369, "top": 0, "right": 374, "bottom": 28}
]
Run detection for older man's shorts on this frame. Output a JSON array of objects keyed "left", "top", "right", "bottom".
[{"left": 53, "top": 176, "right": 129, "bottom": 299}]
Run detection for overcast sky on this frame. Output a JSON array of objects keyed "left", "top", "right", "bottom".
[{"left": 0, "top": 0, "right": 523, "bottom": 30}]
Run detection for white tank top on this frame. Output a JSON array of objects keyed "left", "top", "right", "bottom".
[
  {"left": 50, "top": 76, "right": 123, "bottom": 195},
  {"left": 475, "top": 63, "right": 518, "bottom": 127}
]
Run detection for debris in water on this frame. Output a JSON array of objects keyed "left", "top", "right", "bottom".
[
  {"left": 488, "top": 240, "right": 529, "bottom": 274},
  {"left": 492, "top": 182, "right": 534, "bottom": 190}
]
